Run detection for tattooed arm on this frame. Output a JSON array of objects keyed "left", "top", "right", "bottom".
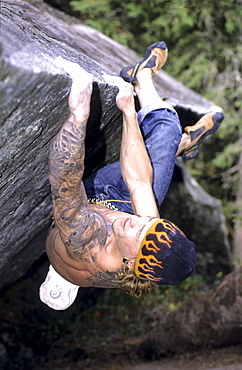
[{"left": 48, "top": 65, "right": 108, "bottom": 268}]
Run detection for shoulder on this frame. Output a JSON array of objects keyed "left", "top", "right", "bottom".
[
  {"left": 46, "top": 221, "right": 122, "bottom": 288},
  {"left": 56, "top": 206, "right": 112, "bottom": 263},
  {"left": 51, "top": 202, "right": 126, "bottom": 273}
]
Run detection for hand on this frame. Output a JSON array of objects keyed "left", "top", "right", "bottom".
[
  {"left": 116, "top": 80, "right": 135, "bottom": 114},
  {"left": 55, "top": 57, "right": 93, "bottom": 121}
]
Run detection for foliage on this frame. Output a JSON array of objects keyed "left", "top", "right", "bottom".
[{"left": 146, "top": 274, "right": 205, "bottom": 310}]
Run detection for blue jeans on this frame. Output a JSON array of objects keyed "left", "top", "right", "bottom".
[{"left": 83, "top": 103, "right": 182, "bottom": 214}]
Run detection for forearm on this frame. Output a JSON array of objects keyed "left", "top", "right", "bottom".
[
  {"left": 48, "top": 60, "right": 92, "bottom": 204},
  {"left": 120, "top": 111, "right": 153, "bottom": 191}
]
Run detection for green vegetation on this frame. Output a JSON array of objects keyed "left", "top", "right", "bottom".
[{"left": 70, "top": 0, "right": 242, "bottom": 236}]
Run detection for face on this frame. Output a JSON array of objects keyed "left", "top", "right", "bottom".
[{"left": 112, "top": 215, "right": 159, "bottom": 258}]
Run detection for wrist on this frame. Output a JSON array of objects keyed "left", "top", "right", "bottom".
[
  {"left": 123, "top": 111, "right": 137, "bottom": 121},
  {"left": 68, "top": 112, "right": 89, "bottom": 125}
]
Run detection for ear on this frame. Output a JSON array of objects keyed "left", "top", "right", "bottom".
[{"left": 126, "top": 258, "right": 136, "bottom": 271}]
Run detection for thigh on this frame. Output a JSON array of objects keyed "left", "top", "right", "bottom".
[{"left": 138, "top": 106, "right": 182, "bottom": 207}]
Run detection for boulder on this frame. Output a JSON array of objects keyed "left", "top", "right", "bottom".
[
  {"left": 136, "top": 267, "right": 242, "bottom": 358},
  {"left": 0, "top": 0, "right": 232, "bottom": 289}
]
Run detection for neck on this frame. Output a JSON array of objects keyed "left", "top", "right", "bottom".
[
  {"left": 88, "top": 204, "right": 137, "bottom": 267},
  {"left": 106, "top": 235, "right": 137, "bottom": 272}
]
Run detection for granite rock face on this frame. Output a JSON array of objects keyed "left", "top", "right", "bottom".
[{"left": 0, "top": 0, "right": 232, "bottom": 289}]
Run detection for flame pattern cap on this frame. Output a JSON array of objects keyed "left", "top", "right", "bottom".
[{"left": 134, "top": 219, "right": 196, "bottom": 285}]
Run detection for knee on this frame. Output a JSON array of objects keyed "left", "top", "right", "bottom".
[{"left": 165, "top": 110, "right": 182, "bottom": 140}]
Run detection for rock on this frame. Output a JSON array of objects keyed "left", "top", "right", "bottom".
[
  {"left": 0, "top": 0, "right": 232, "bottom": 289},
  {"left": 136, "top": 267, "right": 242, "bottom": 358}
]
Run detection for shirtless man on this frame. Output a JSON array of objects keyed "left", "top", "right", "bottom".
[{"left": 40, "top": 42, "right": 224, "bottom": 310}]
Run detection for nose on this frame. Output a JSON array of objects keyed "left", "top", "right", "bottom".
[
  {"left": 129, "top": 216, "right": 136, "bottom": 228},
  {"left": 130, "top": 215, "right": 148, "bottom": 228}
]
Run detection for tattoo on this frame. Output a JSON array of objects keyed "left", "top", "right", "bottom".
[
  {"left": 48, "top": 119, "right": 109, "bottom": 266},
  {"left": 49, "top": 121, "right": 86, "bottom": 205},
  {"left": 57, "top": 208, "right": 108, "bottom": 265},
  {"left": 87, "top": 270, "right": 122, "bottom": 288}
]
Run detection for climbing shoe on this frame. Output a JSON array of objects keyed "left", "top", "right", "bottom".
[
  {"left": 120, "top": 41, "right": 168, "bottom": 85},
  {"left": 182, "top": 112, "right": 224, "bottom": 160}
]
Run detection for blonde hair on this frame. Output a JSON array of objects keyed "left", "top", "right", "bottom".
[{"left": 117, "top": 261, "right": 156, "bottom": 299}]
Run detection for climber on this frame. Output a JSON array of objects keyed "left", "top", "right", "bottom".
[{"left": 40, "top": 42, "right": 224, "bottom": 310}]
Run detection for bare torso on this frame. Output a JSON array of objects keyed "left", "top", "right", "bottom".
[{"left": 46, "top": 204, "right": 127, "bottom": 288}]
